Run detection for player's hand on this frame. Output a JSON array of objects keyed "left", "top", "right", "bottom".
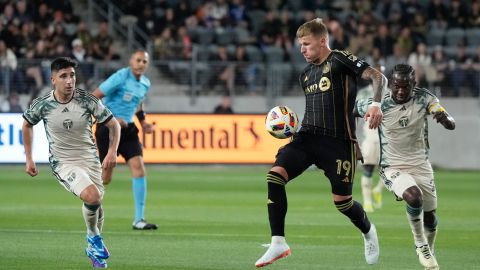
[
  {"left": 25, "top": 160, "right": 38, "bottom": 177},
  {"left": 142, "top": 122, "right": 154, "bottom": 134},
  {"left": 364, "top": 105, "right": 383, "bottom": 129},
  {"left": 102, "top": 151, "right": 117, "bottom": 170},
  {"left": 433, "top": 111, "right": 455, "bottom": 130}
]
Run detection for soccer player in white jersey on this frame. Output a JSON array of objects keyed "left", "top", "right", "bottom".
[
  {"left": 355, "top": 64, "right": 455, "bottom": 270},
  {"left": 22, "top": 57, "right": 120, "bottom": 269},
  {"left": 356, "top": 70, "right": 385, "bottom": 213}
]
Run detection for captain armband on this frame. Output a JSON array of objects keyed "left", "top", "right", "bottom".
[
  {"left": 135, "top": 110, "right": 146, "bottom": 121},
  {"left": 428, "top": 103, "right": 445, "bottom": 114}
]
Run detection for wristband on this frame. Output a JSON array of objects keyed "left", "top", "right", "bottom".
[
  {"left": 370, "top": 102, "right": 381, "bottom": 108},
  {"left": 136, "top": 110, "right": 146, "bottom": 121}
]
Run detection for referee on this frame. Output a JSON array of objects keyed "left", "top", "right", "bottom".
[{"left": 92, "top": 50, "right": 158, "bottom": 230}]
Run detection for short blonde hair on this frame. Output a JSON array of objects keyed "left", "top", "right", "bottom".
[{"left": 296, "top": 18, "right": 328, "bottom": 38}]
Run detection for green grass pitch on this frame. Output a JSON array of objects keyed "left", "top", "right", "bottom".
[{"left": 0, "top": 165, "right": 478, "bottom": 269}]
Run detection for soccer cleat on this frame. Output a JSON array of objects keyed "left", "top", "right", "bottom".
[
  {"left": 85, "top": 246, "right": 108, "bottom": 268},
  {"left": 87, "top": 235, "right": 110, "bottom": 259},
  {"left": 255, "top": 236, "right": 291, "bottom": 268},
  {"left": 416, "top": 245, "right": 439, "bottom": 269},
  {"left": 372, "top": 189, "right": 383, "bottom": 209},
  {"left": 363, "top": 202, "right": 374, "bottom": 213},
  {"left": 363, "top": 223, "right": 380, "bottom": 265},
  {"left": 132, "top": 219, "right": 158, "bottom": 230}
]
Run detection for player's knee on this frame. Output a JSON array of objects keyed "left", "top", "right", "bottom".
[
  {"left": 363, "top": 165, "right": 374, "bottom": 177},
  {"left": 269, "top": 166, "right": 289, "bottom": 182},
  {"left": 80, "top": 185, "right": 102, "bottom": 205},
  {"left": 403, "top": 186, "right": 423, "bottom": 208},
  {"left": 267, "top": 169, "right": 288, "bottom": 186},
  {"left": 102, "top": 177, "right": 112, "bottom": 185},
  {"left": 424, "top": 210, "right": 438, "bottom": 229}
]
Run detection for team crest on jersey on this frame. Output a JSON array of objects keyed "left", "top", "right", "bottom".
[
  {"left": 319, "top": 77, "right": 331, "bottom": 91},
  {"left": 322, "top": 63, "right": 330, "bottom": 74},
  {"left": 398, "top": 116, "right": 409, "bottom": 127},
  {"left": 63, "top": 119, "right": 73, "bottom": 130}
]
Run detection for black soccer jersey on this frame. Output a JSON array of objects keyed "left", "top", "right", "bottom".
[{"left": 299, "top": 50, "right": 369, "bottom": 141}]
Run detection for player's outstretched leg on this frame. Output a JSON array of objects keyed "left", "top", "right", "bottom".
[
  {"left": 363, "top": 223, "right": 380, "bottom": 264},
  {"left": 361, "top": 175, "right": 374, "bottom": 212},
  {"left": 255, "top": 236, "right": 291, "bottom": 268}
]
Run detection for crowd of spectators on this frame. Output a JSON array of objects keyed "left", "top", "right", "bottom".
[
  {"left": 0, "top": 0, "right": 479, "bottom": 100},
  {"left": 0, "top": 0, "right": 120, "bottom": 102},
  {"left": 120, "top": 0, "right": 480, "bottom": 97}
]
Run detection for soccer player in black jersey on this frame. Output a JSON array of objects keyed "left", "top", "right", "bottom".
[{"left": 255, "top": 18, "right": 386, "bottom": 268}]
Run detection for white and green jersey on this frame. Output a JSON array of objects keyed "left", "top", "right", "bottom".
[
  {"left": 356, "top": 87, "right": 445, "bottom": 168},
  {"left": 23, "top": 89, "right": 113, "bottom": 166}
]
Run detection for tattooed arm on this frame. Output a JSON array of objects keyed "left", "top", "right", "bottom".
[{"left": 361, "top": 66, "right": 388, "bottom": 129}]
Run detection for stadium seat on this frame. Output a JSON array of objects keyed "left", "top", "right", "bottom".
[
  {"left": 233, "top": 27, "right": 251, "bottom": 44},
  {"left": 245, "top": 45, "right": 263, "bottom": 62},
  {"left": 425, "top": 28, "right": 445, "bottom": 46},
  {"left": 215, "top": 29, "right": 234, "bottom": 46},
  {"left": 196, "top": 27, "right": 215, "bottom": 45},
  {"left": 445, "top": 28, "right": 465, "bottom": 46},
  {"left": 264, "top": 46, "right": 285, "bottom": 63},
  {"left": 247, "top": 10, "right": 266, "bottom": 36},
  {"left": 465, "top": 28, "right": 480, "bottom": 47}
]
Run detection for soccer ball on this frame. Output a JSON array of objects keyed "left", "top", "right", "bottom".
[{"left": 265, "top": 106, "right": 299, "bottom": 139}]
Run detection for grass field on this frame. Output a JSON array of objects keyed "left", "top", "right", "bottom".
[{"left": 0, "top": 165, "right": 479, "bottom": 270}]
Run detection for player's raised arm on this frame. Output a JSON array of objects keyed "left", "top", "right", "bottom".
[
  {"left": 22, "top": 119, "right": 38, "bottom": 177},
  {"left": 361, "top": 67, "right": 387, "bottom": 129}
]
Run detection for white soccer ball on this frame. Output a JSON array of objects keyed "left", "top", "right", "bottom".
[{"left": 265, "top": 106, "right": 299, "bottom": 139}]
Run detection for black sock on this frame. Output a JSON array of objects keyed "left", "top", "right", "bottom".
[
  {"left": 335, "top": 197, "right": 371, "bottom": 234},
  {"left": 267, "top": 171, "right": 287, "bottom": 236}
]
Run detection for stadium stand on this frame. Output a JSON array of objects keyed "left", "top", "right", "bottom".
[{"left": 0, "top": 0, "right": 479, "bottom": 112}]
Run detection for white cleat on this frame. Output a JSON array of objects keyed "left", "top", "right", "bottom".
[
  {"left": 363, "top": 223, "right": 379, "bottom": 264},
  {"left": 416, "top": 245, "right": 439, "bottom": 269},
  {"left": 255, "top": 236, "right": 291, "bottom": 268}
]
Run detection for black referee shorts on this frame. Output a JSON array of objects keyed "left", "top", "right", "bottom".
[
  {"left": 273, "top": 132, "right": 357, "bottom": 196},
  {"left": 95, "top": 122, "right": 143, "bottom": 163}
]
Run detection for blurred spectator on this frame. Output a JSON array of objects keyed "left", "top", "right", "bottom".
[
  {"left": 410, "top": 13, "right": 427, "bottom": 44},
  {"left": 206, "top": 45, "right": 233, "bottom": 95},
  {"left": 470, "top": 46, "right": 480, "bottom": 97},
  {"left": 348, "top": 23, "right": 373, "bottom": 59},
  {"left": 92, "top": 21, "right": 120, "bottom": 60},
  {"left": 14, "top": 0, "right": 33, "bottom": 25},
  {"left": 275, "top": 10, "right": 294, "bottom": 53},
  {"left": 396, "top": 27, "right": 415, "bottom": 56},
  {"left": 408, "top": 42, "right": 432, "bottom": 87},
  {"left": 427, "top": 0, "right": 448, "bottom": 30},
  {"left": 385, "top": 43, "right": 408, "bottom": 75},
  {"left": 329, "top": 20, "right": 349, "bottom": 51},
  {"left": 448, "top": 43, "right": 473, "bottom": 96},
  {"left": 468, "top": 0, "right": 480, "bottom": 28},
  {"left": 232, "top": 45, "right": 259, "bottom": 93},
  {"left": 448, "top": 0, "right": 468, "bottom": 28},
  {"left": 0, "top": 39, "right": 20, "bottom": 93},
  {"left": 33, "top": 3, "right": 51, "bottom": 28},
  {"left": 430, "top": 46, "right": 449, "bottom": 93},
  {"left": 258, "top": 10, "right": 278, "bottom": 49},
  {"left": 229, "top": 0, "right": 247, "bottom": 26},
  {"left": 1, "top": 91, "right": 22, "bottom": 112},
  {"left": 213, "top": 95, "right": 234, "bottom": 114},
  {"left": 175, "top": 25, "right": 192, "bottom": 60},
  {"left": 154, "top": 27, "right": 175, "bottom": 60},
  {"left": 373, "top": 24, "right": 394, "bottom": 57},
  {"left": 74, "top": 20, "right": 93, "bottom": 55},
  {"left": 69, "top": 38, "right": 94, "bottom": 87}
]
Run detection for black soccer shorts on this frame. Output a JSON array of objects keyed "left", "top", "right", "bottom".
[
  {"left": 95, "top": 122, "right": 143, "bottom": 163},
  {"left": 273, "top": 131, "right": 357, "bottom": 196}
]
